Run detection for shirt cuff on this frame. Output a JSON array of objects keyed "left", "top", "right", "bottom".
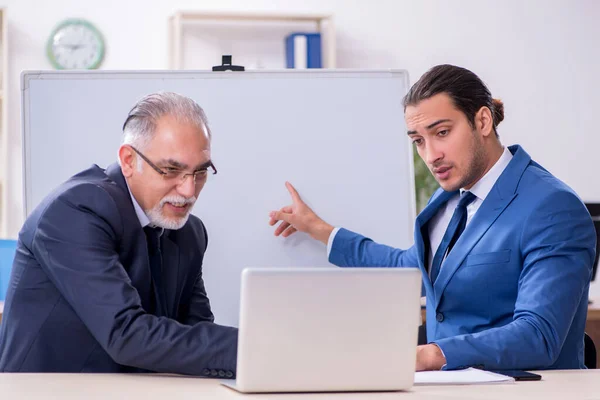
[
  {"left": 431, "top": 342, "right": 448, "bottom": 370},
  {"left": 327, "top": 227, "right": 341, "bottom": 257}
]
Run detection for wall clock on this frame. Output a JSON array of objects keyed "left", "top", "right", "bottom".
[{"left": 46, "top": 18, "right": 105, "bottom": 70}]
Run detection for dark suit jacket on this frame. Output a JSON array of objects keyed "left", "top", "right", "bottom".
[{"left": 0, "top": 163, "right": 238, "bottom": 376}]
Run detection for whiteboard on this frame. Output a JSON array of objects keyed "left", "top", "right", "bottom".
[{"left": 21, "top": 70, "right": 415, "bottom": 326}]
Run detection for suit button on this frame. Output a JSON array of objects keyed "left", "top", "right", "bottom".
[
  {"left": 218, "top": 370, "right": 226, "bottom": 377},
  {"left": 202, "top": 368, "right": 210, "bottom": 376},
  {"left": 210, "top": 369, "right": 218, "bottom": 377},
  {"left": 436, "top": 312, "right": 444, "bottom": 322},
  {"left": 225, "top": 371, "right": 234, "bottom": 378}
]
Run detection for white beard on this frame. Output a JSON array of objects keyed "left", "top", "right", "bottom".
[{"left": 145, "top": 194, "right": 197, "bottom": 230}]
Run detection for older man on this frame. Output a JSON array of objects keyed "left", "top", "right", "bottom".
[{"left": 0, "top": 92, "right": 237, "bottom": 376}]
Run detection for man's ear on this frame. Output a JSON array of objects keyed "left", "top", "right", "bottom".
[
  {"left": 476, "top": 106, "right": 494, "bottom": 138},
  {"left": 118, "top": 145, "right": 136, "bottom": 178}
]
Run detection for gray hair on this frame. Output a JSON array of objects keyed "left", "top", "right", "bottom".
[{"left": 122, "top": 92, "right": 211, "bottom": 150}]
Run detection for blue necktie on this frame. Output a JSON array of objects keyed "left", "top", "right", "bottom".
[
  {"left": 144, "top": 226, "right": 168, "bottom": 317},
  {"left": 430, "top": 191, "right": 477, "bottom": 284}
]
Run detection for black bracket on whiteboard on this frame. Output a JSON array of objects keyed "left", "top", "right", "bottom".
[{"left": 212, "top": 55, "right": 245, "bottom": 71}]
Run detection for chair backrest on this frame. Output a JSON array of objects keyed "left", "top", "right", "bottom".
[
  {"left": 0, "top": 240, "right": 17, "bottom": 301},
  {"left": 584, "top": 332, "right": 597, "bottom": 369},
  {"left": 418, "top": 323, "right": 427, "bottom": 345}
]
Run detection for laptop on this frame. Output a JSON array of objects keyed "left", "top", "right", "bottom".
[{"left": 221, "top": 267, "right": 422, "bottom": 393}]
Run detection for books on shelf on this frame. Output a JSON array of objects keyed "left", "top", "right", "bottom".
[{"left": 285, "top": 33, "right": 322, "bottom": 69}]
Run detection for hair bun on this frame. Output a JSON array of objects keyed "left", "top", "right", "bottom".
[{"left": 492, "top": 98, "right": 504, "bottom": 125}]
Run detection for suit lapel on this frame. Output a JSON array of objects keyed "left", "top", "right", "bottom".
[
  {"left": 133, "top": 229, "right": 154, "bottom": 313},
  {"left": 105, "top": 163, "right": 175, "bottom": 316},
  {"left": 415, "top": 189, "right": 458, "bottom": 295},
  {"left": 433, "top": 145, "right": 532, "bottom": 306},
  {"left": 433, "top": 188, "right": 517, "bottom": 305},
  {"left": 104, "top": 163, "right": 157, "bottom": 312},
  {"left": 160, "top": 232, "right": 181, "bottom": 319}
]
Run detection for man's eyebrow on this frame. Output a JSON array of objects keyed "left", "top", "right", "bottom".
[
  {"left": 195, "top": 160, "right": 213, "bottom": 171},
  {"left": 407, "top": 119, "right": 452, "bottom": 135},
  {"left": 160, "top": 159, "right": 213, "bottom": 170},
  {"left": 426, "top": 119, "right": 452, "bottom": 130},
  {"left": 162, "top": 159, "right": 188, "bottom": 169}
]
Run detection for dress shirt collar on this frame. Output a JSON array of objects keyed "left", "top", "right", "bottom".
[{"left": 460, "top": 146, "right": 513, "bottom": 201}]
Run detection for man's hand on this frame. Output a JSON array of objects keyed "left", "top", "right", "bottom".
[
  {"left": 269, "top": 182, "right": 334, "bottom": 245},
  {"left": 416, "top": 344, "right": 446, "bottom": 371}
]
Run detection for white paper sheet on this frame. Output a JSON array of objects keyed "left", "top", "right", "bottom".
[{"left": 415, "top": 368, "right": 515, "bottom": 385}]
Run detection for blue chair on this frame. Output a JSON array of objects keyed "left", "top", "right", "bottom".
[{"left": 0, "top": 239, "right": 17, "bottom": 301}]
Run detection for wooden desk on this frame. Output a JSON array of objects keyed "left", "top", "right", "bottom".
[
  {"left": 0, "top": 370, "right": 597, "bottom": 399},
  {"left": 588, "top": 298, "right": 600, "bottom": 321}
]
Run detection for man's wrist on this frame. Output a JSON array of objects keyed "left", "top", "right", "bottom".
[
  {"left": 417, "top": 344, "right": 447, "bottom": 371},
  {"left": 310, "top": 221, "right": 334, "bottom": 245}
]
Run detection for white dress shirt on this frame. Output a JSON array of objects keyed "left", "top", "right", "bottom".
[
  {"left": 327, "top": 147, "right": 513, "bottom": 275},
  {"left": 128, "top": 185, "right": 151, "bottom": 228},
  {"left": 127, "top": 185, "right": 167, "bottom": 240}
]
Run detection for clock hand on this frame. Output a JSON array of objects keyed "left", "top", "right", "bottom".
[{"left": 58, "top": 43, "right": 78, "bottom": 50}]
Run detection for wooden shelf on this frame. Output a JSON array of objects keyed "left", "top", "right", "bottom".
[
  {"left": 168, "top": 11, "right": 335, "bottom": 70},
  {"left": 175, "top": 11, "right": 332, "bottom": 23}
]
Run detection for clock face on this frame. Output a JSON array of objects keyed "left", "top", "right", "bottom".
[{"left": 47, "top": 19, "right": 105, "bottom": 70}]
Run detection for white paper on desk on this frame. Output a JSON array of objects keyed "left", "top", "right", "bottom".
[{"left": 414, "top": 368, "right": 515, "bottom": 385}]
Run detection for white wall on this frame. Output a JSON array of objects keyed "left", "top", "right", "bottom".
[{"left": 3, "top": 0, "right": 600, "bottom": 294}]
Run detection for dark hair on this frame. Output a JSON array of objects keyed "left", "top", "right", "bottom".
[{"left": 403, "top": 64, "right": 504, "bottom": 136}]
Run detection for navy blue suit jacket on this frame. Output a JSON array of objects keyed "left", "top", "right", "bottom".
[
  {"left": 0, "top": 163, "right": 238, "bottom": 375},
  {"left": 330, "top": 145, "right": 595, "bottom": 370}
]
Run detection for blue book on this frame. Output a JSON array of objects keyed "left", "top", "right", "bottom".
[{"left": 285, "top": 33, "right": 322, "bottom": 69}]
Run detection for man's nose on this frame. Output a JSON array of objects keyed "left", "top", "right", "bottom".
[
  {"left": 424, "top": 142, "right": 443, "bottom": 166},
  {"left": 176, "top": 174, "right": 196, "bottom": 198}
]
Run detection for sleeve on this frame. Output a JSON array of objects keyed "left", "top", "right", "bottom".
[
  {"left": 31, "top": 185, "right": 237, "bottom": 376},
  {"left": 434, "top": 191, "right": 595, "bottom": 370},
  {"left": 328, "top": 227, "right": 419, "bottom": 268},
  {"left": 326, "top": 227, "right": 341, "bottom": 257}
]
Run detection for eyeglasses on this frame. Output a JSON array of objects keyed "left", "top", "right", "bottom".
[{"left": 130, "top": 146, "right": 217, "bottom": 185}]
